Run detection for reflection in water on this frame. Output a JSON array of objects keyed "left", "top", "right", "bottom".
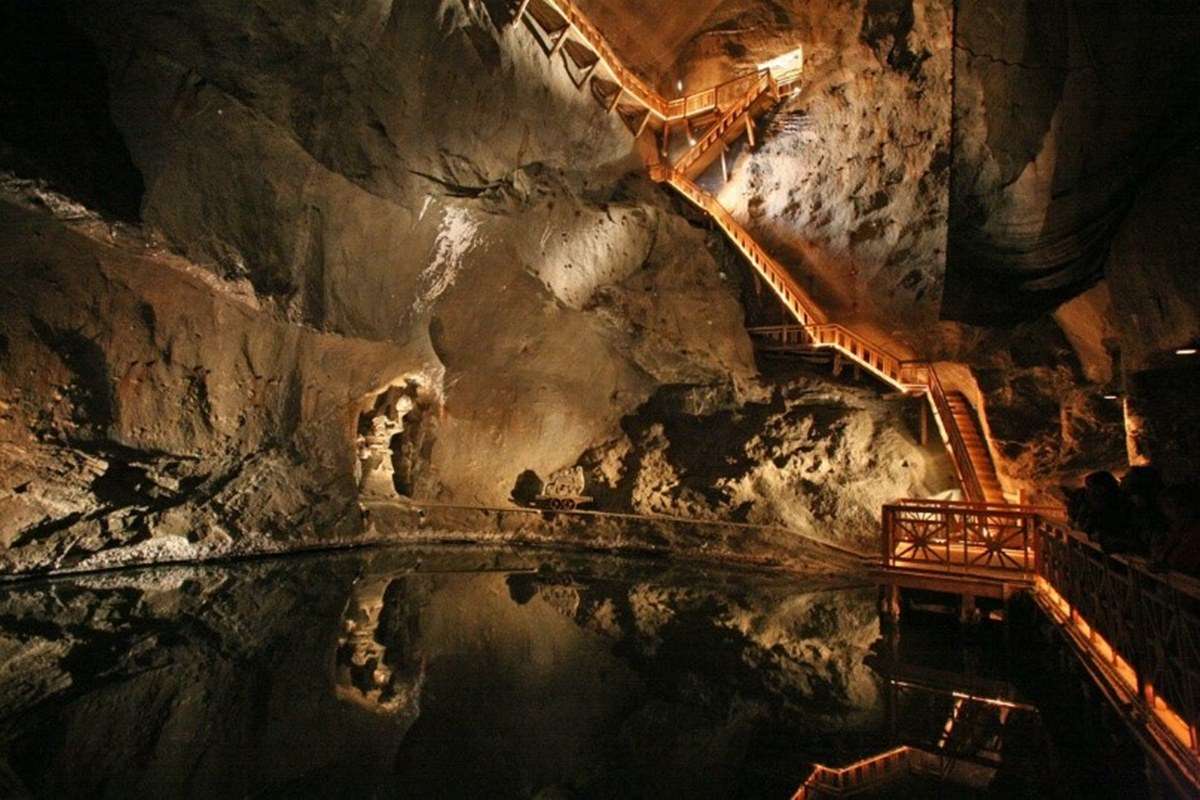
[
  {"left": 335, "top": 577, "right": 426, "bottom": 715},
  {"left": 0, "top": 546, "right": 1135, "bottom": 798}
]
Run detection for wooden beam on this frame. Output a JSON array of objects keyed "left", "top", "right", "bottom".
[
  {"left": 514, "top": 0, "right": 531, "bottom": 21},
  {"left": 634, "top": 109, "right": 652, "bottom": 139},
  {"left": 719, "top": 142, "right": 729, "bottom": 183},
  {"left": 607, "top": 87, "right": 623, "bottom": 113},
  {"left": 580, "top": 59, "right": 599, "bottom": 88},
  {"left": 661, "top": 121, "right": 671, "bottom": 156},
  {"left": 550, "top": 28, "right": 569, "bottom": 57},
  {"left": 745, "top": 115, "right": 756, "bottom": 148}
]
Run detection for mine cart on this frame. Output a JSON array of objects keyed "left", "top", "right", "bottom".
[{"left": 533, "top": 466, "right": 592, "bottom": 510}]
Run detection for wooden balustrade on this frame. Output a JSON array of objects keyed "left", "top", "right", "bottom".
[
  {"left": 749, "top": 320, "right": 987, "bottom": 502},
  {"left": 920, "top": 364, "right": 987, "bottom": 503},
  {"left": 671, "top": 72, "right": 775, "bottom": 175},
  {"left": 529, "top": 0, "right": 799, "bottom": 123},
  {"left": 882, "top": 501, "right": 1037, "bottom": 577},
  {"left": 654, "top": 169, "right": 826, "bottom": 327},
  {"left": 1035, "top": 518, "right": 1200, "bottom": 765},
  {"left": 791, "top": 747, "right": 914, "bottom": 799},
  {"left": 881, "top": 501, "right": 1200, "bottom": 784},
  {"left": 521, "top": 0, "right": 995, "bottom": 504}
]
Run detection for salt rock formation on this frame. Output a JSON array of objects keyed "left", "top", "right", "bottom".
[
  {"left": 644, "top": 0, "right": 1198, "bottom": 495},
  {"left": 0, "top": 1, "right": 760, "bottom": 572},
  {"left": 579, "top": 375, "right": 954, "bottom": 550},
  {"left": 0, "top": 194, "right": 419, "bottom": 574},
  {"left": 2, "top": 0, "right": 1198, "bottom": 572}
]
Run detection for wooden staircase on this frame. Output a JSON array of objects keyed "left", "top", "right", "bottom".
[
  {"left": 946, "top": 392, "right": 1005, "bottom": 503},
  {"left": 670, "top": 71, "right": 781, "bottom": 180},
  {"left": 513, "top": 0, "right": 1006, "bottom": 505}
]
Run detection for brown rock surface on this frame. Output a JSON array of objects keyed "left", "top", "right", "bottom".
[{"left": 1, "top": 0, "right": 1199, "bottom": 572}]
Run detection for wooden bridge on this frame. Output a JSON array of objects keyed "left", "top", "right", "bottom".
[{"left": 876, "top": 498, "right": 1200, "bottom": 796}]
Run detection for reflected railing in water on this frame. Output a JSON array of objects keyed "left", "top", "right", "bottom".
[{"left": 879, "top": 499, "right": 1200, "bottom": 794}]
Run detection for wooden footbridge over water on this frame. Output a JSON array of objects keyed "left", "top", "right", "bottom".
[{"left": 505, "top": 1, "right": 1200, "bottom": 794}]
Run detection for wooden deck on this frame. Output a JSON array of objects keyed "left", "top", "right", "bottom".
[{"left": 877, "top": 498, "right": 1200, "bottom": 797}]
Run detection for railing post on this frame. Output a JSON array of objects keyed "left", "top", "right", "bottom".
[
  {"left": 1129, "top": 561, "right": 1149, "bottom": 707},
  {"left": 882, "top": 505, "right": 893, "bottom": 567}
]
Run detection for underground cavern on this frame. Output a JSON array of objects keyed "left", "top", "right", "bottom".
[{"left": 1, "top": 0, "right": 1199, "bottom": 796}]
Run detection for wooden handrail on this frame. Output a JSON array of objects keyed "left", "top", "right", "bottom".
[
  {"left": 532, "top": 0, "right": 799, "bottom": 122},
  {"left": 535, "top": 0, "right": 668, "bottom": 116},
  {"left": 881, "top": 501, "right": 1200, "bottom": 784},
  {"left": 520, "top": 0, "right": 995, "bottom": 504},
  {"left": 653, "top": 168, "right": 827, "bottom": 327},
  {"left": 792, "top": 747, "right": 914, "bottom": 799},
  {"left": 881, "top": 502, "right": 1037, "bottom": 575},
  {"left": 671, "top": 72, "right": 775, "bottom": 174},
  {"left": 922, "top": 363, "right": 987, "bottom": 503},
  {"left": 660, "top": 169, "right": 989, "bottom": 501}
]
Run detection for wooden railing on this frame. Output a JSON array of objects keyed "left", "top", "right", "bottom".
[
  {"left": 530, "top": 0, "right": 668, "bottom": 116},
  {"left": 1035, "top": 518, "right": 1200, "bottom": 767},
  {"left": 528, "top": 0, "right": 801, "bottom": 123},
  {"left": 652, "top": 168, "right": 826, "bottom": 327},
  {"left": 791, "top": 746, "right": 914, "bottom": 799},
  {"left": 881, "top": 501, "right": 1200, "bottom": 788},
  {"left": 905, "top": 363, "right": 988, "bottom": 503},
  {"left": 671, "top": 72, "right": 775, "bottom": 175},
  {"left": 520, "top": 0, "right": 995, "bottom": 504},
  {"left": 882, "top": 500, "right": 1038, "bottom": 576},
  {"left": 750, "top": 324, "right": 987, "bottom": 502}
]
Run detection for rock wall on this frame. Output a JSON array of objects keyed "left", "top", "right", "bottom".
[
  {"left": 0, "top": 195, "right": 418, "bottom": 574},
  {"left": 672, "top": 0, "right": 955, "bottom": 341},
  {"left": 2, "top": 0, "right": 1198, "bottom": 572}
]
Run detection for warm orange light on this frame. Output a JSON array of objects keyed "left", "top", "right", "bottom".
[
  {"left": 1147, "top": 686, "right": 1196, "bottom": 749},
  {"left": 1036, "top": 582, "right": 1192, "bottom": 751},
  {"left": 891, "top": 679, "right": 1031, "bottom": 711}
]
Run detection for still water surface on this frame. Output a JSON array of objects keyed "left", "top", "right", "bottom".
[{"left": 0, "top": 546, "right": 1147, "bottom": 798}]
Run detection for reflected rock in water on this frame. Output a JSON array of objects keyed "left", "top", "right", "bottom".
[
  {"left": 335, "top": 576, "right": 426, "bottom": 716},
  {"left": 0, "top": 548, "right": 888, "bottom": 799}
]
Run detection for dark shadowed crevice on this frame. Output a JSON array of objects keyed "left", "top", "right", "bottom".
[{"left": 0, "top": 0, "right": 144, "bottom": 221}]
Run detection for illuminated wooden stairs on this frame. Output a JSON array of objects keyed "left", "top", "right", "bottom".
[
  {"left": 945, "top": 392, "right": 1004, "bottom": 503},
  {"left": 512, "top": 0, "right": 1002, "bottom": 504}
]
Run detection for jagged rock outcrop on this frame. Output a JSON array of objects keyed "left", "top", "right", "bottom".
[
  {"left": 578, "top": 374, "right": 954, "bottom": 550},
  {"left": 0, "top": 195, "right": 420, "bottom": 573},
  {"left": 0, "top": 2, "right": 763, "bottom": 572}
]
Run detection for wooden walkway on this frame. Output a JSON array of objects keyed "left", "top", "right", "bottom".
[
  {"left": 876, "top": 499, "right": 1200, "bottom": 797},
  {"left": 507, "top": 14, "right": 1200, "bottom": 791}
]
